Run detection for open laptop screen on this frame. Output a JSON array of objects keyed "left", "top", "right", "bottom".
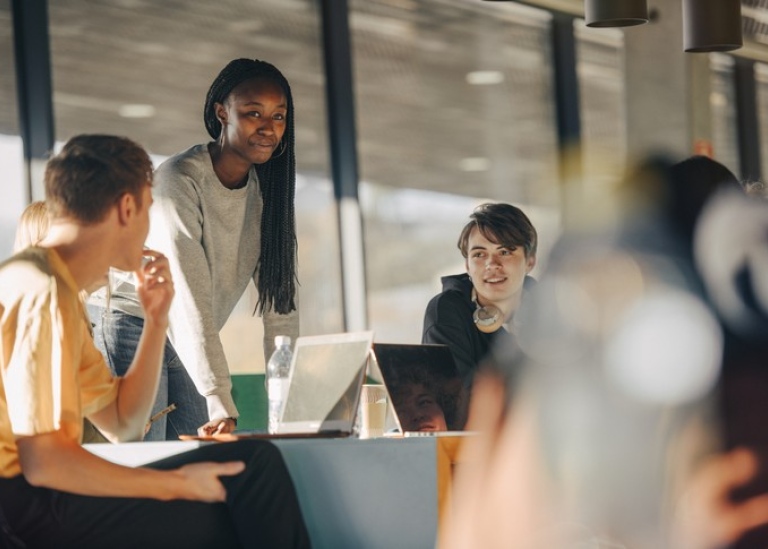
[
  {"left": 278, "top": 332, "right": 374, "bottom": 434},
  {"left": 371, "top": 343, "right": 468, "bottom": 432}
]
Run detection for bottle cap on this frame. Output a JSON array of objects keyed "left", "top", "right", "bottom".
[{"left": 274, "top": 335, "right": 291, "bottom": 347}]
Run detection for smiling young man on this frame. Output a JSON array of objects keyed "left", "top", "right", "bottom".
[
  {"left": 422, "top": 203, "right": 537, "bottom": 387},
  {"left": 0, "top": 135, "right": 309, "bottom": 548}
]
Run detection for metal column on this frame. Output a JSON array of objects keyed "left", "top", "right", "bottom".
[
  {"left": 320, "top": 0, "right": 368, "bottom": 332},
  {"left": 551, "top": 13, "right": 583, "bottom": 227},
  {"left": 11, "top": 0, "right": 55, "bottom": 202},
  {"left": 734, "top": 57, "right": 762, "bottom": 182}
]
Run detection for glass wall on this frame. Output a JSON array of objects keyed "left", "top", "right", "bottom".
[
  {"left": 47, "top": 0, "right": 342, "bottom": 373},
  {"left": 350, "top": 0, "right": 561, "bottom": 343},
  {"left": 0, "top": 0, "right": 18, "bottom": 136},
  {"left": 0, "top": 0, "right": 27, "bottom": 258},
  {"left": 575, "top": 21, "right": 626, "bottom": 191},
  {"left": 11, "top": 0, "right": 759, "bottom": 359},
  {"left": 710, "top": 53, "right": 741, "bottom": 176},
  {"left": 756, "top": 62, "right": 768, "bottom": 181}
]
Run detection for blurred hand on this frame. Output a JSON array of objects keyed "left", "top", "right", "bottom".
[
  {"left": 673, "top": 448, "right": 768, "bottom": 548},
  {"left": 175, "top": 461, "right": 245, "bottom": 502},
  {"left": 197, "top": 418, "right": 237, "bottom": 437},
  {"left": 135, "top": 249, "right": 174, "bottom": 326},
  {"left": 440, "top": 372, "right": 552, "bottom": 549}
]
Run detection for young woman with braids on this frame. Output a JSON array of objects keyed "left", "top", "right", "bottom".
[{"left": 90, "top": 58, "right": 299, "bottom": 440}]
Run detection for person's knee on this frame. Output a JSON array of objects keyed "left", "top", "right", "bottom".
[
  {"left": 237, "top": 441, "right": 292, "bottom": 477},
  {"left": 242, "top": 440, "right": 281, "bottom": 462}
]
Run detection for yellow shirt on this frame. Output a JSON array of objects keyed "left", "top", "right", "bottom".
[{"left": 0, "top": 247, "right": 118, "bottom": 477}]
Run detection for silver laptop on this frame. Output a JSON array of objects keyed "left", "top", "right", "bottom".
[{"left": 277, "top": 331, "right": 374, "bottom": 435}]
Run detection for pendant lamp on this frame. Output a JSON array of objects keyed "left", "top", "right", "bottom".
[
  {"left": 683, "top": 0, "right": 742, "bottom": 53},
  {"left": 585, "top": 0, "right": 649, "bottom": 28}
]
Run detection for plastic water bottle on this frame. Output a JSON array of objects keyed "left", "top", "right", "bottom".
[{"left": 267, "top": 335, "right": 293, "bottom": 434}]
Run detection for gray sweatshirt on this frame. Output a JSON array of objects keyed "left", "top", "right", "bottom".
[{"left": 98, "top": 143, "right": 299, "bottom": 421}]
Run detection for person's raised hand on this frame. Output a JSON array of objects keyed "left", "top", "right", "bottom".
[
  {"left": 135, "top": 249, "right": 174, "bottom": 326},
  {"left": 439, "top": 371, "right": 554, "bottom": 549},
  {"left": 673, "top": 447, "right": 768, "bottom": 548},
  {"left": 175, "top": 461, "right": 245, "bottom": 502}
]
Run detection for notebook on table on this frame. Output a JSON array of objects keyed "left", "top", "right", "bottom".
[
  {"left": 369, "top": 343, "right": 469, "bottom": 434},
  {"left": 182, "top": 331, "right": 374, "bottom": 441}
]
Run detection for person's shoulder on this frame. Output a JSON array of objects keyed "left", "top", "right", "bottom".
[
  {"left": 426, "top": 276, "right": 472, "bottom": 319},
  {"left": 431, "top": 274, "right": 471, "bottom": 305},
  {"left": 154, "top": 144, "right": 210, "bottom": 187},
  {"left": 0, "top": 247, "right": 52, "bottom": 275},
  {"left": 428, "top": 287, "right": 466, "bottom": 309},
  {"left": 0, "top": 248, "right": 54, "bottom": 298}
]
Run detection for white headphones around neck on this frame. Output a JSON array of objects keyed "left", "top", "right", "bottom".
[{"left": 471, "top": 288, "right": 505, "bottom": 334}]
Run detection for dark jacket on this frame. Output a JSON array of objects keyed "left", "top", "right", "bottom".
[{"left": 421, "top": 273, "right": 535, "bottom": 386}]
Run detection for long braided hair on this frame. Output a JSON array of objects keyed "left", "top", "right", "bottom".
[{"left": 204, "top": 59, "right": 297, "bottom": 315}]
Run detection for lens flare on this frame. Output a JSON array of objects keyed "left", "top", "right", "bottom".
[{"left": 604, "top": 289, "right": 722, "bottom": 405}]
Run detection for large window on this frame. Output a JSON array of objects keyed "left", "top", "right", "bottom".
[
  {"left": 0, "top": 0, "right": 17, "bottom": 137},
  {"left": 756, "top": 62, "right": 768, "bottom": 180},
  {"left": 710, "top": 53, "right": 741, "bottom": 176},
  {"left": 575, "top": 21, "right": 626, "bottom": 190},
  {"left": 350, "top": 0, "right": 561, "bottom": 343},
  {"left": 47, "top": 0, "right": 343, "bottom": 373},
  {"left": 0, "top": 0, "right": 26, "bottom": 258}
]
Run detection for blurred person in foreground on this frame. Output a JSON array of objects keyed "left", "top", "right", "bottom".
[
  {"left": 440, "top": 155, "right": 768, "bottom": 549},
  {"left": 0, "top": 135, "right": 309, "bottom": 548},
  {"left": 422, "top": 203, "right": 537, "bottom": 390},
  {"left": 691, "top": 160, "right": 768, "bottom": 548}
]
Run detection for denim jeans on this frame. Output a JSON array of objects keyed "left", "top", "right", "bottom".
[{"left": 88, "top": 306, "right": 208, "bottom": 440}]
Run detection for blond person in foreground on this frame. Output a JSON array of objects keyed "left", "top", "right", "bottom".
[{"left": 0, "top": 135, "right": 309, "bottom": 548}]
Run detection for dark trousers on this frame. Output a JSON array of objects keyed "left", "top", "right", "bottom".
[{"left": 0, "top": 440, "right": 311, "bottom": 549}]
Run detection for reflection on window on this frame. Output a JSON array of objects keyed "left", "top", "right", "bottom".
[
  {"left": 350, "top": 0, "right": 560, "bottom": 343},
  {"left": 710, "top": 53, "right": 740, "bottom": 176}
]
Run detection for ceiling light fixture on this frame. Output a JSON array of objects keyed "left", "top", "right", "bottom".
[
  {"left": 481, "top": 0, "right": 743, "bottom": 53},
  {"left": 118, "top": 104, "right": 156, "bottom": 118},
  {"left": 466, "top": 71, "right": 505, "bottom": 85},
  {"left": 460, "top": 157, "right": 491, "bottom": 172},
  {"left": 683, "top": 0, "right": 743, "bottom": 53},
  {"left": 584, "top": 0, "right": 648, "bottom": 28}
]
